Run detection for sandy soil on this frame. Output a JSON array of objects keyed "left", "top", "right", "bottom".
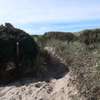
[{"left": 0, "top": 71, "right": 87, "bottom": 100}]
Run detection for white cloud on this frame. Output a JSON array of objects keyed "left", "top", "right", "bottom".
[
  {"left": 0, "top": 0, "right": 100, "bottom": 25},
  {"left": 0, "top": 0, "right": 100, "bottom": 34}
]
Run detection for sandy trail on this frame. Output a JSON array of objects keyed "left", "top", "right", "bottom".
[{"left": 0, "top": 72, "right": 85, "bottom": 100}]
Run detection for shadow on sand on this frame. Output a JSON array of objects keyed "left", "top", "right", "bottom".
[{"left": 0, "top": 54, "right": 69, "bottom": 87}]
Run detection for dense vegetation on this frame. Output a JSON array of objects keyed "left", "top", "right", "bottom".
[
  {"left": 0, "top": 23, "right": 39, "bottom": 83},
  {"left": 32, "top": 29, "right": 100, "bottom": 100},
  {"left": 0, "top": 23, "right": 100, "bottom": 99}
]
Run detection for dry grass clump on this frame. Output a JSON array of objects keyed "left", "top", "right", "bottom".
[{"left": 43, "top": 38, "right": 100, "bottom": 100}]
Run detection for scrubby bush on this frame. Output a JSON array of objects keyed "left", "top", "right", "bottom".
[
  {"left": 32, "top": 35, "right": 48, "bottom": 48},
  {"left": 33, "top": 49, "right": 49, "bottom": 78},
  {"left": 44, "top": 31, "right": 78, "bottom": 43},
  {"left": 79, "top": 29, "right": 100, "bottom": 49},
  {"left": 0, "top": 23, "right": 39, "bottom": 82}
]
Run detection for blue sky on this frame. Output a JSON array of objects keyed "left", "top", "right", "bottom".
[{"left": 0, "top": 0, "right": 100, "bottom": 34}]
